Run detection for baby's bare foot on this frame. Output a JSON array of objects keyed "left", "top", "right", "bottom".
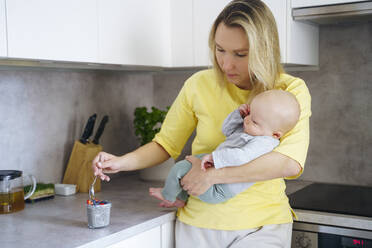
[
  {"left": 149, "top": 187, "right": 186, "bottom": 208},
  {"left": 159, "top": 198, "right": 185, "bottom": 208},
  {"left": 149, "top": 187, "right": 165, "bottom": 201}
]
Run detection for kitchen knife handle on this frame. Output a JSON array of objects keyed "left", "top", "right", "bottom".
[
  {"left": 80, "top": 114, "right": 97, "bottom": 144},
  {"left": 93, "top": 115, "right": 109, "bottom": 145}
]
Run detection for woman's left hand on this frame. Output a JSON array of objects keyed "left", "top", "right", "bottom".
[{"left": 181, "top": 155, "right": 214, "bottom": 196}]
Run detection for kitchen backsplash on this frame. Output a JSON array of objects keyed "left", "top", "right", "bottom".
[
  {"left": 0, "top": 22, "right": 371, "bottom": 186},
  {"left": 291, "top": 22, "right": 372, "bottom": 186},
  {"left": 0, "top": 69, "right": 157, "bottom": 183}
]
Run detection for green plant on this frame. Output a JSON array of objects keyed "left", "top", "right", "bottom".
[{"left": 134, "top": 106, "right": 169, "bottom": 145}]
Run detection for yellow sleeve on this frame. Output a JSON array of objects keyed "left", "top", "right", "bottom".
[
  {"left": 274, "top": 77, "right": 312, "bottom": 179},
  {"left": 153, "top": 79, "right": 197, "bottom": 160}
]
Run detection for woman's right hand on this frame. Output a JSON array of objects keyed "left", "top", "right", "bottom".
[
  {"left": 92, "top": 151, "right": 122, "bottom": 181},
  {"left": 92, "top": 142, "right": 170, "bottom": 181}
]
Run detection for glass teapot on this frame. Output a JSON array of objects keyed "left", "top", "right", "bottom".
[{"left": 0, "top": 170, "right": 36, "bottom": 214}]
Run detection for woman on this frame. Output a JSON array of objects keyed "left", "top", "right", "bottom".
[{"left": 92, "top": 0, "right": 311, "bottom": 247}]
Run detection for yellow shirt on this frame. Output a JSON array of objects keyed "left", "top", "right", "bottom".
[{"left": 153, "top": 69, "right": 311, "bottom": 230}]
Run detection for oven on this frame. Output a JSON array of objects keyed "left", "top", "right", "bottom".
[
  {"left": 289, "top": 183, "right": 372, "bottom": 248},
  {"left": 292, "top": 222, "right": 372, "bottom": 247}
]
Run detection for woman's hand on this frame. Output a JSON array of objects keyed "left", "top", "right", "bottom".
[
  {"left": 181, "top": 155, "right": 215, "bottom": 196},
  {"left": 92, "top": 142, "right": 172, "bottom": 182},
  {"left": 92, "top": 152, "right": 122, "bottom": 181}
]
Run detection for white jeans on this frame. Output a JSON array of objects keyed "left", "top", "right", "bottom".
[{"left": 175, "top": 220, "right": 292, "bottom": 248}]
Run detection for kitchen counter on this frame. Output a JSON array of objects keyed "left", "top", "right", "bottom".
[
  {"left": 1, "top": 173, "right": 175, "bottom": 248},
  {"left": 2, "top": 175, "right": 371, "bottom": 247}
]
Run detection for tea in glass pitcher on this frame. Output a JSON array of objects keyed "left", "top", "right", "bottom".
[{"left": 0, "top": 170, "right": 36, "bottom": 214}]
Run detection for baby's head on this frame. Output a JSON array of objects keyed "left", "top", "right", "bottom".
[{"left": 243, "top": 89, "right": 300, "bottom": 139}]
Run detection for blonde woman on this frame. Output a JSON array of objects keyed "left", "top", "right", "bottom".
[{"left": 92, "top": 0, "right": 311, "bottom": 247}]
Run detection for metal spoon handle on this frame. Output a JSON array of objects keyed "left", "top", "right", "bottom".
[
  {"left": 89, "top": 154, "right": 102, "bottom": 202},
  {"left": 91, "top": 175, "right": 97, "bottom": 187},
  {"left": 89, "top": 175, "right": 97, "bottom": 202}
]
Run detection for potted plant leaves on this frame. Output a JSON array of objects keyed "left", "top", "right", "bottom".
[{"left": 133, "top": 106, "right": 174, "bottom": 181}]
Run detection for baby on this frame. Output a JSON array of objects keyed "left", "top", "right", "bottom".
[{"left": 149, "top": 89, "right": 300, "bottom": 208}]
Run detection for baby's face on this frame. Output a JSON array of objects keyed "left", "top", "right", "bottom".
[
  {"left": 242, "top": 97, "right": 277, "bottom": 137},
  {"left": 243, "top": 90, "right": 300, "bottom": 138},
  {"left": 242, "top": 105, "right": 274, "bottom": 137}
]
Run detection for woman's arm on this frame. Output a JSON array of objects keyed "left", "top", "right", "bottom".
[
  {"left": 123, "top": 141, "right": 171, "bottom": 170},
  {"left": 212, "top": 151, "right": 301, "bottom": 183},
  {"left": 181, "top": 151, "right": 301, "bottom": 196},
  {"left": 93, "top": 141, "right": 170, "bottom": 181}
]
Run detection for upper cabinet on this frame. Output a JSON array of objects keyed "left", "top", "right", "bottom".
[
  {"left": 98, "top": 0, "right": 170, "bottom": 66},
  {"left": 263, "top": 0, "right": 319, "bottom": 66},
  {"left": 0, "top": 0, "right": 6, "bottom": 57},
  {"left": 6, "top": 0, "right": 98, "bottom": 63},
  {"left": 193, "top": 0, "right": 229, "bottom": 67},
  {"left": 292, "top": 0, "right": 369, "bottom": 8},
  {"left": 0, "top": 0, "right": 319, "bottom": 68},
  {"left": 98, "top": 1, "right": 193, "bottom": 67},
  {"left": 168, "top": 1, "right": 193, "bottom": 67}
]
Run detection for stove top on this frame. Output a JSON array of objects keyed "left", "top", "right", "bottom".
[{"left": 288, "top": 183, "right": 372, "bottom": 218}]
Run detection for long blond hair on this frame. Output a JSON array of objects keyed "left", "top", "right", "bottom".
[{"left": 209, "top": 0, "right": 284, "bottom": 101}]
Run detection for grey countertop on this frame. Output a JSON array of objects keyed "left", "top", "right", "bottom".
[
  {"left": 1, "top": 174, "right": 176, "bottom": 248},
  {"left": 1, "top": 175, "right": 371, "bottom": 248}
]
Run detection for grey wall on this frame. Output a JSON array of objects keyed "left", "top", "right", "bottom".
[
  {"left": 291, "top": 22, "right": 372, "bottom": 186},
  {"left": 1, "top": 22, "right": 371, "bottom": 186},
  {"left": 0, "top": 69, "right": 155, "bottom": 183}
]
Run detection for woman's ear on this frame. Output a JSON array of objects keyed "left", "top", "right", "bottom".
[{"left": 272, "top": 131, "right": 282, "bottom": 139}]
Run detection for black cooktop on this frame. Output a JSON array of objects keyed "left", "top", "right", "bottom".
[{"left": 288, "top": 183, "right": 372, "bottom": 218}]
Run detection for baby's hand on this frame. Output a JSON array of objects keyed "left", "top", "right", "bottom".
[
  {"left": 201, "top": 154, "right": 214, "bottom": 171},
  {"left": 238, "top": 104, "right": 250, "bottom": 117}
]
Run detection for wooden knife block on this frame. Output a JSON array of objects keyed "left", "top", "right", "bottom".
[{"left": 63, "top": 141, "right": 102, "bottom": 193}]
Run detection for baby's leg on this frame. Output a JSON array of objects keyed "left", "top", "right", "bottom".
[
  {"left": 198, "top": 184, "right": 235, "bottom": 204},
  {"left": 149, "top": 154, "right": 205, "bottom": 207},
  {"left": 160, "top": 159, "right": 192, "bottom": 202},
  {"left": 161, "top": 154, "right": 205, "bottom": 202}
]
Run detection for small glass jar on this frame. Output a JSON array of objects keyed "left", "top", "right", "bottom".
[{"left": 86, "top": 202, "right": 112, "bottom": 228}]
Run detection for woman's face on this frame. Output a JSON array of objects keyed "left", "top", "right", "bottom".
[{"left": 215, "top": 22, "right": 251, "bottom": 90}]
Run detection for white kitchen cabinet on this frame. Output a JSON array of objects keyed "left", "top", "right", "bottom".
[
  {"left": 98, "top": 0, "right": 194, "bottom": 67},
  {"left": 5, "top": 0, "right": 98, "bottom": 63},
  {"left": 1, "top": 0, "right": 318, "bottom": 68},
  {"left": 98, "top": 0, "right": 170, "bottom": 67},
  {"left": 107, "top": 226, "right": 161, "bottom": 248},
  {"left": 168, "top": 1, "right": 193, "bottom": 67},
  {"left": 0, "top": 0, "right": 6, "bottom": 57},
  {"left": 193, "top": 0, "right": 230, "bottom": 67},
  {"left": 292, "top": 0, "right": 370, "bottom": 8},
  {"left": 161, "top": 220, "right": 175, "bottom": 248},
  {"left": 105, "top": 221, "right": 174, "bottom": 248},
  {"left": 193, "top": 0, "right": 318, "bottom": 67},
  {"left": 262, "top": 0, "right": 287, "bottom": 64},
  {"left": 263, "top": 0, "right": 319, "bottom": 66}
]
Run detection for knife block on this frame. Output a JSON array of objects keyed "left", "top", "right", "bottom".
[{"left": 63, "top": 141, "right": 102, "bottom": 193}]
